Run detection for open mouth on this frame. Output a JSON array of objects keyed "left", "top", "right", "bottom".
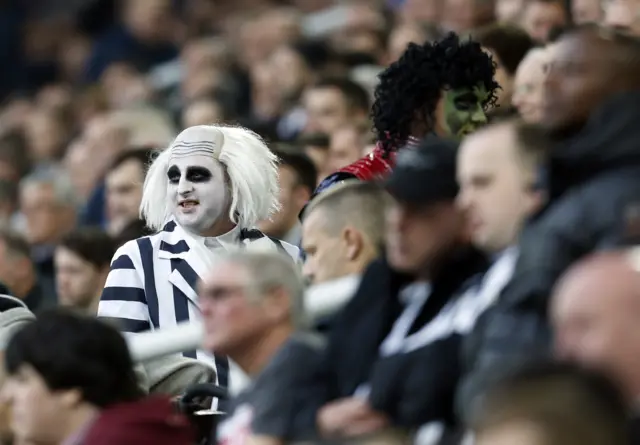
[{"left": 179, "top": 200, "right": 199, "bottom": 209}]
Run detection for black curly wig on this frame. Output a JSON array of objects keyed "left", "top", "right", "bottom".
[{"left": 372, "top": 32, "right": 499, "bottom": 153}]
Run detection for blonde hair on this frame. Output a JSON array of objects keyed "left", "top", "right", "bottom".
[{"left": 140, "top": 125, "right": 280, "bottom": 232}]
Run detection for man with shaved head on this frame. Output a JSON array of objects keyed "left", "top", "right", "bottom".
[
  {"left": 552, "top": 249, "right": 640, "bottom": 403},
  {"left": 461, "top": 25, "right": 640, "bottom": 419}
]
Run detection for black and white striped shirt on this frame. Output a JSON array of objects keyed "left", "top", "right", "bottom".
[{"left": 98, "top": 219, "right": 299, "bottom": 388}]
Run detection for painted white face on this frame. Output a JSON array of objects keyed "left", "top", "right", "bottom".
[{"left": 167, "top": 154, "right": 228, "bottom": 234}]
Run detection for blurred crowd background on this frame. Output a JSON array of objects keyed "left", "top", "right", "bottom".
[
  {"left": 0, "top": 0, "right": 587, "bottom": 314},
  {"left": 0, "top": 0, "right": 639, "bottom": 444}
]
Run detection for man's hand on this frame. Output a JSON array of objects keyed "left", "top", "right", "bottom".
[{"left": 317, "top": 397, "right": 389, "bottom": 439}]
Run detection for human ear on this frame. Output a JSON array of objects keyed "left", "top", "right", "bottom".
[
  {"left": 525, "top": 189, "right": 547, "bottom": 216},
  {"left": 263, "top": 286, "right": 291, "bottom": 324},
  {"left": 342, "top": 226, "right": 364, "bottom": 261},
  {"left": 59, "top": 388, "right": 82, "bottom": 409}
]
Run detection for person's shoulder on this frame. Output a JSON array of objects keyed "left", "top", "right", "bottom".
[
  {"left": 85, "top": 396, "right": 196, "bottom": 445},
  {"left": 286, "top": 332, "right": 326, "bottom": 354},
  {"left": 259, "top": 334, "right": 325, "bottom": 381},
  {"left": 0, "top": 294, "right": 34, "bottom": 350},
  {"left": 313, "top": 171, "right": 359, "bottom": 195},
  {"left": 112, "top": 231, "right": 162, "bottom": 261}
]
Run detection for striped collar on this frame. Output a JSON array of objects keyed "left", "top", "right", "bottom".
[{"left": 158, "top": 219, "right": 266, "bottom": 258}]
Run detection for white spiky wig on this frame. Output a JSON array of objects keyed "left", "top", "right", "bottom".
[{"left": 139, "top": 125, "right": 281, "bottom": 232}]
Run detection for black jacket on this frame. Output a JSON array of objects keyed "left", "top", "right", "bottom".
[
  {"left": 299, "top": 247, "right": 488, "bottom": 433},
  {"left": 458, "top": 91, "right": 640, "bottom": 422}
]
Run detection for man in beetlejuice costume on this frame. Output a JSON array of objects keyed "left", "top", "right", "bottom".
[
  {"left": 313, "top": 32, "right": 500, "bottom": 195},
  {"left": 98, "top": 125, "right": 299, "bottom": 394}
]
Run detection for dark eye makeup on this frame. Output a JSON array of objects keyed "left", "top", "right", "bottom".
[
  {"left": 454, "top": 93, "right": 478, "bottom": 111},
  {"left": 167, "top": 165, "right": 180, "bottom": 184},
  {"left": 167, "top": 165, "right": 213, "bottom": 184},
  {"left": 186, "top": 166, "right": 212, "bottom": 182}
]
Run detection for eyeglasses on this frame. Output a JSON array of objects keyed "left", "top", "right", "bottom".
[{"left": 199, "top": 285, "right": 246, "bottom": 302}]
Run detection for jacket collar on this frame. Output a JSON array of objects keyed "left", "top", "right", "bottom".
[
  {"left": 156, "top": 219, "right": 269, "bottom": 306},
  {"left": 157, "top": 219, "right": 247, "bottom": 260}
]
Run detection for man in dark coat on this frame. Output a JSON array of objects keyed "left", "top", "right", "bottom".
[
  {"left": 298, "top": 136, "right": 488, "bottom": 442},
  {"left": 458, "top": 25, "right": 640, "bottom": 422}
]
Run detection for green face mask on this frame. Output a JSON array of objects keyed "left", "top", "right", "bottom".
[{"left": 440, "top": 85, "right": 490, "bottom": 140}]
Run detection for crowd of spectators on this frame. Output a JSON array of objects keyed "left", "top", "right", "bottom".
[{"left": 0, "top": 0, "right": 639, "bottom": 444}]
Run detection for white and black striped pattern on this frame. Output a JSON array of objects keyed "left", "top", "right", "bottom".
[{"left": 98, "top": 219, "right": 299, "bottom": 388}]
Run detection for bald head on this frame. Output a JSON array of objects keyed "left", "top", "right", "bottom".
[{"left": 552, "top": 249, "right": 640, "bottom": 401}]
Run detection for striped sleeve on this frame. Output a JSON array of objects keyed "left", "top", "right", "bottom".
[{"left": 98, "top": 241, "right": 151, "bottom": 333}]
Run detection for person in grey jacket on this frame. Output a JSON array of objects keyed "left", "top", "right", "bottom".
[{"left": 0, "top": 282, "right": 35, "bottom": 445}]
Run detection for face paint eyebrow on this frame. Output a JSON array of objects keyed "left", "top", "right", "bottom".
[
  {"left": 185, "top": 166, "right": 213, "bottom": 183},
  {"left": 167, "top": 165, "right": 181, "bottom": 184}
]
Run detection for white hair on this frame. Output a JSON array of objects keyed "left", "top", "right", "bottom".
[
  {"left": 140, "top": 125, "right": 280, "bottom": 232},
  {"left": 221, "top": 250, "right": 309, "bottom": 330}
]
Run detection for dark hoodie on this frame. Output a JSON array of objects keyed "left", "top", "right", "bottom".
[{"left": 458, "top": 91, "right": 640, "bottom": 422}]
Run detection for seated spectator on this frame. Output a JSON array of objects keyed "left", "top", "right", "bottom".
[
  {"left": 0, "top": 229, "right": 54, "bottom": 312},
  {"left": 24, "top": 107, "right": 72, "bottom": 165},
  {"left": 0, "top": 284, "right": 35, "bottom": 361},
  {"left": 258, "top": 148, "right": 317, "bottom": 246},
  {"left": 182, "top": 95, "right": 228, "bottom": 128},
  {"left": 85, "top": 0, "right": 179, "bottom": 82},
  {"left": 0, "top": 285, "right": 35, "bottom": 445},
  {"left": 1, "top": 310, "right": 196, "bottom": 445},
  {"left": 463, "top": 25, "right": 640, "bottom": 428},
  {"left": 572, "top": 0, "right": 603, "bottom": 24},
  {"left": 602, "top": 0, "right": 640, "bottom": 35},
  {"left": 305, "top": 137, "right": 488, "bottom": 442},
  {"left": 469, "top": 361, "right": 628, "bottom": 445},
  {"left": 455, "top": 119, "right": 546, "bottom": 423},
  {"left": 301, "top": 180, "right": 388, "bottom": 327},
  {"left": 199, "top": 251, "right": 323, "bottom": 445},
  {"left": 19, "top": 167, "right": 78, "bottom": 301},
  {"left": 386, "top": 23, "right": 442, "bottom": 64},
  {"left": 297, "top": 132, "right": 330, "bottom": 184},
  {"left": 473, "top": 24, "right": 535, "bottom": 109},
  {"left": 520, "top": 0, "right": 568, "bottom": 43},
  {"left": 105, "top": 148, "right": 153, "bottom": 236},
  {"left": 327, "top": 124, "right": 368, "bottom": 174},
  {"left": 54, "top": 228, "right": 116, "bottom": 315},
  {"left": 512, "top": 48, "right": 549, "bottom": 124},
  {"left": 302, "top": 77, "right": 370, "bottom": 135},
  {"left": 552, "top": 249, "right": 640, "bottom": 442}
]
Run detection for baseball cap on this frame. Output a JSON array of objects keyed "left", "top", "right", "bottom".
[{"left": 384, "top": 135, "right": 459, "bottom": 204}]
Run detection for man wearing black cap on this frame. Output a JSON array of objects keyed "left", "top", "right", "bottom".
[{"left": 297, "top": 136, "right": 488, "bottom": 442}]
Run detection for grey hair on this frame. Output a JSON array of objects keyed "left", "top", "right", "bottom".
[
  {"left": 20, "top": 166, "right": 79, "bottom": 208},
  {"left": 222, "top": 250, "right": 308, "bottom": 330}
]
